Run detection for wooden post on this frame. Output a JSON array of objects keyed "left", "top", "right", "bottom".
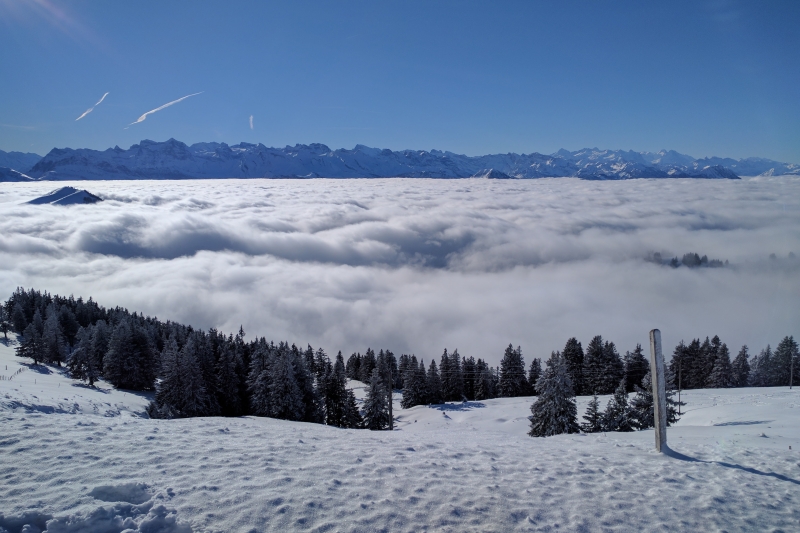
[{"left": 649, "top": 329, "right": 667, "bottom": 452}]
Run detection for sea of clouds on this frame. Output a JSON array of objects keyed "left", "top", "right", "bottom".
[{"left": 0, "top": 177, "right": 797, "bottom": 365}]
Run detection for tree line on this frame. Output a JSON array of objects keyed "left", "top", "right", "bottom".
[{"left": 2, "top": 288, "right": 797, "bottom": 436}]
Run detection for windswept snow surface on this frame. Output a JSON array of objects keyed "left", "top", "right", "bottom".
[{"left": 2, "top": 342, "right": 799, "bottom": 532}]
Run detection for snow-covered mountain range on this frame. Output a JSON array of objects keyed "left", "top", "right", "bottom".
[{"left": 2, "top": 140, "right": 799, "bottom": 181}]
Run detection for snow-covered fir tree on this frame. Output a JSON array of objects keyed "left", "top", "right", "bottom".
[
  {"left": 623, "top": 343, "right": 648, "bottom": 392},
  {"left": 42, "top": 304, "right": 66, "bottom": 366},
  {"left": 749, "top": 345, "right": 772, "bottom": 387},
  {"left": 707, "top": 343, "right": 732, "bottom": 388},
  {"left": 562, "top": 337, "right": 584, "bottom": 395},
  {"left": 527, "top": 358, "right": 542, "bottom": 395},
  {"left": 772, "top": 336, "right": 799, "bottom": 386},
  {"left": 268, "top": 343, "right": 305, "bottom": 421},
  {"left": 730, "top": 345, "right": 751, "bottom": 387},
  {"left": 581, "top": 394, "right": 603, "bottom": 433},
  {"left": 103, "top": 319, "right": 156, "bottom": 391},
  {"left": 529, "top": 352, "right": 579, "bottom": 437},
  {"left": 362, "top": 369, "right": 391, "bottom": 430},
  {"left": 426, "top": 359, "right": 443, "bottom": 404},
  {"left": 17, "top": 323, "right": 44, "bottom": 365},
  {"left": 68, "top": 326, "right": 99, "bottom": 386},
  {"left": 499, "top": 344, "right": 527, "bottom": 397},
  {"left": 629, "top": 371, "right": 654, "bottom": 430},
  {"left": 602, "top": 379, "right": 635, "bottom": 432}
]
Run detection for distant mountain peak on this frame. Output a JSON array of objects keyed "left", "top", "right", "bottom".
[{"left": 3, "top": 139, "right": 798, "bottom": 182}]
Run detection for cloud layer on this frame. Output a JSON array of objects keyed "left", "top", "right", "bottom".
[{"left": 0, "top": 177, "right": 798, "bottom": 365}]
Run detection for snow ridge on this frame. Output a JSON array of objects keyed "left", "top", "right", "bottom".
[{"left": 16, "top": 139, "right": 800, "bottom": 181}]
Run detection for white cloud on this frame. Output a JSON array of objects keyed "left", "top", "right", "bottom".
[
  {"left": 0, "top": 177, "right": 798, "bottom": 365},
  {"left": 127, "top": 92, "right": 202, "bottom": 127},
  {"left": 249, "top": 115, "right": 254, "bottom": 130},
  {"left": 75, "top": 92, "right": 109, "bottom": 121}
]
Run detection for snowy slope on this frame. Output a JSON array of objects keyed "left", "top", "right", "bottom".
[
  {"left": 25, "top": 139, "right": 798, "bottom": 181},
  {"left": 27, "top": 186, "right": 103, "bottom": 205},
  {"left": 0, "top": 150, "right": 42, "bottom": 174},
  {"left": 0, "top": 167, "right": 34, "bottom": 182},
  {"left": 2, "top": 340, "right": 799, "bottom": 532}
]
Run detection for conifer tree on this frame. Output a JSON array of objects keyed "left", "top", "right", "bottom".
[
  {"left": 246, "top": 341, "right": 272, "bottom": 413},
  {"left": 462, "top": 356, "right": 477, "bottom": 400},
  {"left": 32, "top": 308, "right": 44, "bottom": 337},
  {"left": 630, "top": 371, "right": 654, "bottom": 430},
  {"left": 730, "top": 345, "right": 751, "bottom": 387},
  {"left": 345, "top": 353, "right": 361, "bottom": 381},
  {"left": 581, "top": 394, "right": 603, "bottom": 433},
  {"left": 17, "top": 323, "right": 44, "bottom": 365},
  {"left": 749, "top": 345, "right": 773, "bottom": 387},
  {"left": 103, "top": 319, "right": 156, "bottom": 391},
  {"left": 304, "top": 344, "right": 316, "bottom": 378},
  {"left": 603, "top": 341, "right": 625, "bottom": 394},
  {"left": 342, "top": 388, "right": 363, "bottom": 429},
  {"left": 268, "top": 343, "right": 304, "bottom": 420},
  {"left": 359, "top": 348, "right": 377, "bottom": 383},
  {"left": 773, "top": 336, "right": 799, "bottom": 387},
  {"left": 398, "top": 354, "right": 411, "bottom": 389},
  {"left": 499, "top": 344, "right": 526, "bottom": 397},
  {"left": 42, "top": 306, "right": 66, "bottom": 366},
  {"left": 583, "top": 335, "right": 605, "bottom": 395},
  {"left": 528, "top": 352, "right": 579, "bottom": 437},
  {"left": 623, "top": 344, "right": 648, "bottom": 392},
  {"left": 450, "top": 349, "right": 464, "bottom": 400},
  {"left": 324, "top": 352, "right": 347, "bottom": 426},
  {"left": 401, "top": 356, "right": 428, "bottom": 408},
  {"left": 290, "top": 343, "right": 322, "bottom": 423},
  {"left": 216, "top": 344, "right": 244, "bottom": 416},
  {"left": 0, "top": 307, "right": 10, "bottom": 341},
  {"left": 685, "top": 338, "right": 704, "bottom": 389},
  {"left": 11, "top": 302, "right": 27, "bottom": 333},
  {"left": 426, "top": 359, "right": 443, "bottom": 404},
  {"left": 562, "top": 338, "right": 584, "bottom": 395},
  {"left": 314, "top": 348, "right": 331, "bottom": 390},
  {"left": 58, "top": 306, "right": 80, "bottom": 347},
  {"left": 68, "top": 326, "right": 99, "bottom": 386},
  {"left": 362, "top": 368, "right": 391, "bottom": 430},
  {"left": 176, "top": 337, "right": 212, "bottom": 417},
  {"left": 707, "top": 343, "right": 732, "bottom": 388},
  {"left": 439, "top": 349, "right": 452, "bottom": 398},
  {"left": 474, "top": 359, "right": 494, "bottom": 401},
  {"left": 89, "top": 320, "right": 110, "bottom": 373},
  {"left": 602, "top": 379, "right": 635, "bottom": 432},
  {"left": 528, "top": 358, "right": 542, "bottom": 396}
]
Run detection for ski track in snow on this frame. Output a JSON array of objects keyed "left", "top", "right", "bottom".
[{"left": 1, "top": 342, "right": 799, "bottom": 532}]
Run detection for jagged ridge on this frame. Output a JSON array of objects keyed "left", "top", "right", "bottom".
[{"left": 4, "top": 140, "right": 799, "bottom": 181}]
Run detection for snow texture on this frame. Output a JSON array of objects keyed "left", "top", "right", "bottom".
[
  {"left": 2, "top": 339, "right": 800, "bottom": 532},
  {"left": 19, "top": 139, "right": 800, "bottom": 181}
]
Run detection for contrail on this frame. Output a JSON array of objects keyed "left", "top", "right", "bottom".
[
  {"left": 127, "top": 92, "right": 203, "bottom": 127},
  {"left": 249, "top": 115, "right": 254, "bottom": 130},
  {"left": 75, "top": 92, "right": 109, "bottom": 121}
]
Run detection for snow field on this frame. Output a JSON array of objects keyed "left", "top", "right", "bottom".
[{"left": 2, "top": 342, "right": 800, "bottom": 532}]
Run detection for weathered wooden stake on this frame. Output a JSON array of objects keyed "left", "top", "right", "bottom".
[{"left": 649, "top": 329, "right": 667, "bottom": 452}]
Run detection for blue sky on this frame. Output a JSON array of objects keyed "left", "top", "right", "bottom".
[{"left": 1, "top": 0, "right": 798, "bottom": 161}]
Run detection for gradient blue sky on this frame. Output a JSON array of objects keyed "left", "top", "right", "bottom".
[{"left": 1, "top": 0, "right": 798, "bottom": 161}]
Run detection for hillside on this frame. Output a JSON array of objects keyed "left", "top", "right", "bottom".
[{"left": 1, "top": 339, "right": 798, "bottom": 532}]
